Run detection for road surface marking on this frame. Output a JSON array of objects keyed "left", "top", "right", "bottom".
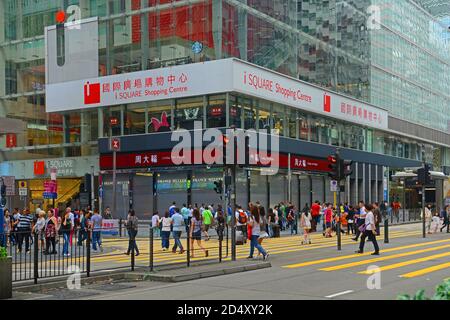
[
  {"left": 400, "top": 261, "right": 450, "bottom": 278},
  {"left": 325, "top": 290, "right": 354, "bottom": 298},
  {"left": 90, "top": 231, "right": 422, "bottom": 264},
  {"left": 358, "top": 251, "right": 450, "bottom": 274},
  {"left": 319, "top": 244, "right": 450, "bottom": 271},
  {"left": 282, "top": 238, "right": 450, "bottom": 269}
]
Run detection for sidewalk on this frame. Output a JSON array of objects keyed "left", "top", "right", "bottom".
[{"left": 11, "top": 259, "right": 271, "bottom": 300}]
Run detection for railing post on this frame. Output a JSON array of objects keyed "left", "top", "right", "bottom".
[
  {"left": 33, "top": 232, "right": 39, "bottom": 284},
  {"left": 219, "top": 236, "right": 222, "bottom": 263},
  {"left": 226, "top": 225, "right": 229, "bottom": 258},
  {"left": 149, "top": 225, "right": 154, "bottom": 272},
  {"left": 86, "top": 230, "right": 91, "bottom": 277},
  {"left": 186, "top": 226, "right": 190, "bottom": 267},
  {"left": 384, "top": 218, "right": 389, "bottom": 244},
  {"left": 119, "top": 218, "right": 123, "bottom": 238},
  {"left": 131, "top": 230, "right": 135, "bottom": 272}
]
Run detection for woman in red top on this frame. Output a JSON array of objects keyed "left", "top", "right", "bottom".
[{"left": 324, "top": 204, "right": 333, "bottom": 238}]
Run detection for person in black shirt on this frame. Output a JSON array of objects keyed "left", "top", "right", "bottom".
[{"left": 347, "top": 206, "right": 355, "bottom": 235}]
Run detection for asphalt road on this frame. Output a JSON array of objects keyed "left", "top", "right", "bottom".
[{"left": 16, "top": 223, "right": 450, "bottom": 300}]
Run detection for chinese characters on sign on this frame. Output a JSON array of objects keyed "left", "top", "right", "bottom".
[{"left": 340, "top": 102, "right": 383, "bottom": 125}]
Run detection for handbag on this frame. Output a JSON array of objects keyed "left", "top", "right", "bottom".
[{"left": 358, "top": 223, "right": 367, "bottom": 233}]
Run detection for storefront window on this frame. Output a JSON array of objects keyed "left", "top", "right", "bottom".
[
  {"left": 242, "top": 97, "right": 256, "bottom": 130},
  {"left": 147, "top": 100, "right": 172, "bottom": 133},
  {"left": 258, "top": 101, "right": 271, "bottom": 132},
  {"left": 229, "top": 95, "right": 241, "bottom": 128},
  {"left": 207, "top": 95, "right": 226, "bottom": 128},
  {"left": 272, "top": 104, "right": 285, "bottom": 136},
  {"left": 104, "top": 106, "right": 122, "bottom": 137},
  {"left": 286, "top": 108, "right": 296, "bottom": 139},
  {"left": 125, "top": 103, "right": 146, "bottom": 135},
  {"left": 175, "top": 97, "right": 204, "bottom": 130},
  {"left": 298, "top": 112, "right": 308, "bottom": 140}
]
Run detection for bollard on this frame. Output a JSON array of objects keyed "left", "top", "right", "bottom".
[
  {"left": 119, "top": 219, "right": 122, "bottom": 238},
  {"left": 149, "top": 225, "right": 154, "bottom": 272},
  {"left": 384, "top": 218, "right": 389, "bottom": 243},
  {"left": 337, "top": 221, "right": 341, "bottom": 251},
  {"left": 33, "top": 232, "right": 39, "bottom": 284}
]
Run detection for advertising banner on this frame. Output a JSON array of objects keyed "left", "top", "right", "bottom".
[{"left": 101, "top": 219, "right": 119, "bottom": 236}]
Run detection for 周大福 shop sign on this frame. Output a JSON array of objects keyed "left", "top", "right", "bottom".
[{"left": 46, "top": 58, "right": 388, "bottom": 130}]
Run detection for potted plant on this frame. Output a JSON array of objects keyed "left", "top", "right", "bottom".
[{"left": 0, "top": 246, "right": 12, "bottom": 299}]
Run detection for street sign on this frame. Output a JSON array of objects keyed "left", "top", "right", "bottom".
[
  {"left": 19, "top": 188, "right": 28, "bottom": 196},
  {"left": 330, "top": 180, "right": 338, "bottom": 192},
  {"left": 2, "top": 176, "right": 15, "bottom": 196},
  {"left": 18, "top": 181, "right": 28, "bottom": 188},
  {"left": 110, "top": 137, "right": 121, "bottom": 152}
]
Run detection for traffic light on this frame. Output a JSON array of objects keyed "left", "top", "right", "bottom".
[
  {"left": 222, "top": 134, "right": 230, "bottom": 165},
  {"left": 214, "top": 180, "right": 223, "bottom": 195},
  {"left": 417, "top": 164, "right": 432, "bottom": 185},
  {"left": 342, "top": 160, "right": 353, "bottom": 178},
  {"left": 328, "top": 155, "right": 339, "bottom": 181}
]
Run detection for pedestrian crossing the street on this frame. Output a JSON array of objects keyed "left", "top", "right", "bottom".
[
  {"left": 282, "top": 238, "right": 450, "bottom": 280},
  {"left": 88, "top": 228, "right": 422, "bottom": 269}
]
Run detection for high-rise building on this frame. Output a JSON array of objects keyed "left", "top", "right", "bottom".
[{"left": 0, "top": 1, "right": 448, "bottom": 217}]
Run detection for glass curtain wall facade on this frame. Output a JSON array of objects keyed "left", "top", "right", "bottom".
[{"left": 1, "top": 0, "right": 449, "bottom": 165}]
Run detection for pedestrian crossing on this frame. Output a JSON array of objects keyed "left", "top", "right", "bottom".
[
  {"left": 89, "top": 229, "right": 422, "bottom": 268},
  {"left": 282, "top": 237, "right": 450, "bottom": 280}
]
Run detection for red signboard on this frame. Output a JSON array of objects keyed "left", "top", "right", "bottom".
[
  {"left": 6, "top": 133, "right": 17, "bottom": 148},
  {"left": 34, "top": 161, "right": 45, "bottom": 175},
  {"left": 100, "top": 150, "right": 331, "bottom": 173}
]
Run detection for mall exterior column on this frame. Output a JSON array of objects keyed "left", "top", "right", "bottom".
[
  {"left": 140, "top": 0, "right": 149, "bottom": 70},
  {"left": 237, "top": 1, "right": 248, "bottom": 61},
  {"left": 368, "top": 164, "right": 372, "bottom": 204},
  {"left": 212, "top": 0, "right": 223, "bottom": 59}
]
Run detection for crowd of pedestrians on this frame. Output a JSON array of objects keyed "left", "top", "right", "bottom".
[{"left": 0, "top": 205, "right": 106, "bottom": 257}]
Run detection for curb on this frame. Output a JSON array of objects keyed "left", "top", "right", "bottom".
[{"left": 124, "top": 262, "right": 271, "bottom": 283}]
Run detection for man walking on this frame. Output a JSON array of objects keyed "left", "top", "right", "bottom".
[
  {"left": 202, "top": 206, "right": 213, "bottom": 241},
  {"left": 90, "top": 210, "right": 103, "bottom": 252},
  {"left": 17, "top": 209, "right": 33, "bottom": 253},
  {"left": 171, "top": 208, "right": 184, "bottom": 254},
  {"left": 181, "top": 204, "right": 190, "bottom": 233}
]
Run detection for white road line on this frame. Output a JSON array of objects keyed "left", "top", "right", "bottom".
[{"left": 325, "top": 290, "right": 354, "bottom": 299}]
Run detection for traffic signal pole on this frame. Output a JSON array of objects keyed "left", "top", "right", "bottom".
[{"left": 422, "top": 184, "right": 426, "bottom": 238}]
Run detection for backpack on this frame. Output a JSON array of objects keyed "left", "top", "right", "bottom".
[{"left": 238, "top": 211, "right": 247, "bottom": 224}]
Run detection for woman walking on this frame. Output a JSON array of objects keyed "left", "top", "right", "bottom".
[
  {"left": 44, "top": 209, "right": 57, "bottom": 255},
  {"left": 300, "top": 208, "right": 312, "bottom": 245},
  {"left": 356, "top": 204, "right": 380, "bottom": 255},
  {"left": 32, "top": 210, "right": 46, "bottom": 250},
  {"left": 247, "top": 207, "right": 268, "bottom": 260},
  {"left": 257, "top": 208, "right": 269, "bottom": 256},
  {"left": 160, "top": 211, "right": 172, "bottom": 251},
  {"left": 61, "top": 210, "right": 73, "bottom": 257},
  {"left": 190, "top": 208, "right": 208, "bottom": 258},
  {"left": 125, "top": 209, "right": 139, "bottom": 256}
]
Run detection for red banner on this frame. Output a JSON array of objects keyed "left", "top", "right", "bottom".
[{"left": 100, "top": 150, "right": 331, "bottom": 173}]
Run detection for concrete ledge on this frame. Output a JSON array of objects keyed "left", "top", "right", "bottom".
[{"left": 141, "top": 262, "right": 271, "bottom": 283}]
